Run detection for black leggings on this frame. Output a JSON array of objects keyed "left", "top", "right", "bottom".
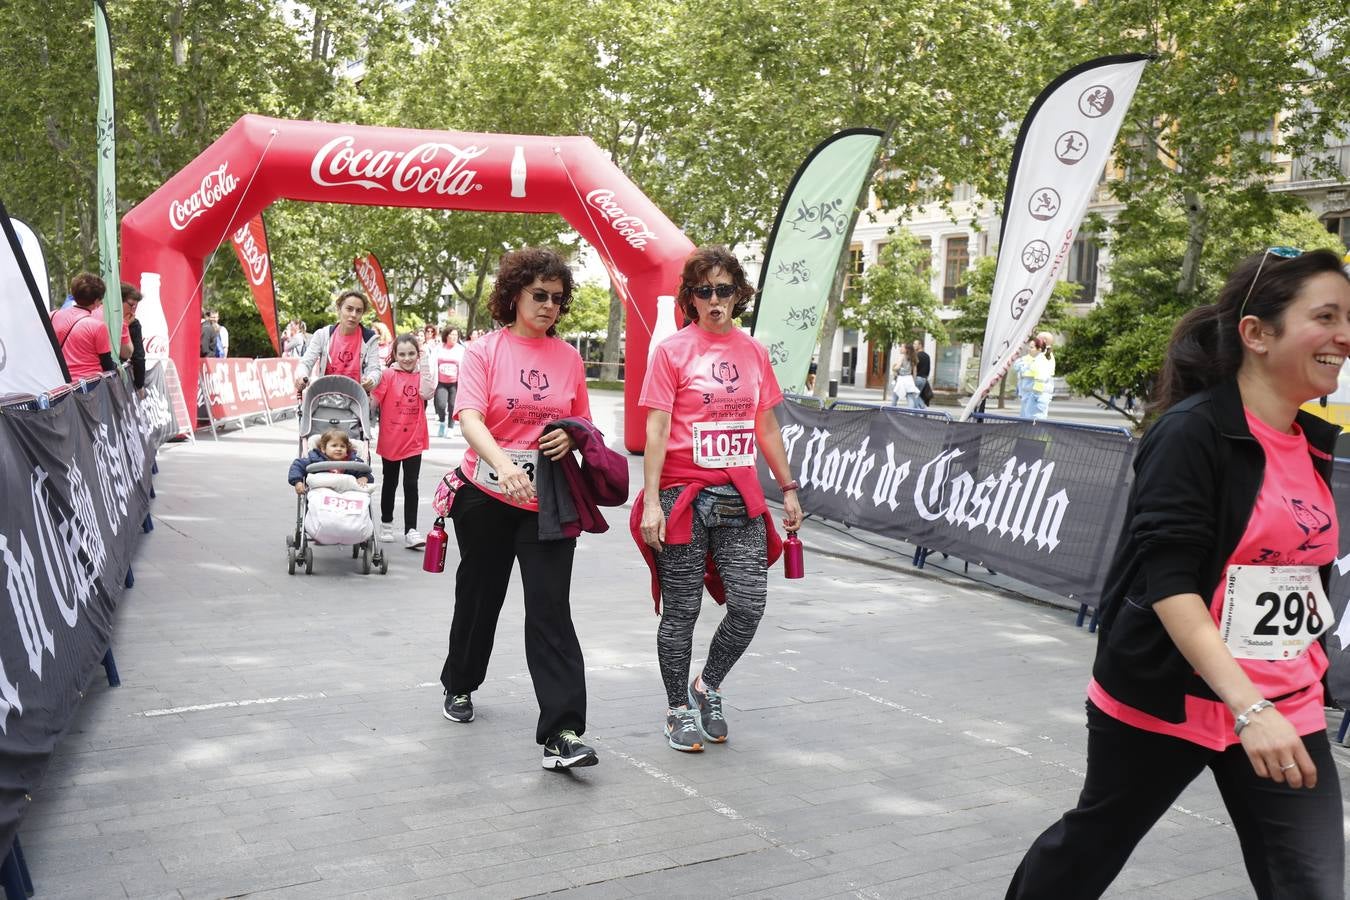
[
  {"left": 434, "top": 383, "right": 457, "bottom": 424},
  {"left": 1007, "top": 701, "right": 1345, "bottom": 899},
  {"left": 380, "top": 455, "right": 422, "bottom": 532}
]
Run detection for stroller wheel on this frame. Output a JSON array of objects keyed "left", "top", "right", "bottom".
[
  {"left": 379, "top": 554, "right": 388, "bottom": 575},
  {"left": 304, "top": 545, "right": 314, "bottom": 575},
  {"left": 361, "top": 543, "right": 372, "bottom": 575},
  {"left": 286, "top": 534, "right": 294, "bottom": 549},
  {"left": 287, "top": 547, "right": 296, "bottom": 575},
  {"left": 352, "top": 544, "right": 360, "bottom": 559}
]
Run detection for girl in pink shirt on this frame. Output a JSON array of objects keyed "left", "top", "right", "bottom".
[
  {"left": 371, "top": 334, "right": 435, "bottom": 549},
  {"left": 637, "top": 245, "right": 802, "bottom": 754},
  {"left": 1008, "top": 248, "right": 1350, "bottom": 899},
  {"left": 438, "top": 248, "right": 599, "bottom": 771}
]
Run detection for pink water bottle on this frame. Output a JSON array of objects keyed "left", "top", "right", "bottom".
[
  {"left": 783, "top": 531, "right": 804, "bottom": 579},
  {"left": 423, "top": 517, "right": 449, "bottom": 573}
]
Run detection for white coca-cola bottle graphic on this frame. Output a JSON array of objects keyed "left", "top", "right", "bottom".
[
  {"left": 137, "top": 272, "right": 171, "bottom": 358},
  {"left": 510, "top": 146, "right": 527, "bottom": 198},
  {"left": 647, "top": 295, "right": 678, "bottom": 364}
]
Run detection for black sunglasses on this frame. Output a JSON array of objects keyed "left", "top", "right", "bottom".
[
  {"left": 523, "top": 288, "right": 566, "bottom": 306},
  {"left": 691, "top": 284, "right": 737, "bottom": 300}
]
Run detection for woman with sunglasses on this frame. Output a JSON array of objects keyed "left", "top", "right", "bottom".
[
  {"left": 1007, "top": 247, "right": 1350, "bottom": 899},
  {"left": 636, "top": 245, "right": 803, "bottom": 752},
  {"left": 437, "top": 247, "right": 600, "bottom": 770}
]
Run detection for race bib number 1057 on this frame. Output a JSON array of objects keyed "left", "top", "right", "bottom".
[
  {"left": 1219, "top": 565, "right": 1334, "bottom": 661},
  {"left": 692, "top": 420, "right": 756, "bottom": 469}
]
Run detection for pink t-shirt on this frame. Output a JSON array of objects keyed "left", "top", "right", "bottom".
[
  {"left": 639, "top": 324, "right": 783, "bottom": 487},
  {"left": 324, "top": 327, "right": 363, "bottom": 380},
  {"left": 52, "top": 306, "right": 112, "bottom": 380},
  {"left": 453, "top": 328, "right": 590, "bottom": 511},
  {"left": 1089, "top": 409, "right": 1337, "bottom": 750},
  {"left": 437, "top": 342, "right": 465, "bottom": 384},
  {"left": 371, "top": 366, "right": 429, "bottom": 461}
]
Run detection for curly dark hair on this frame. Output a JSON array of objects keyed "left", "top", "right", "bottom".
[
  {"left": 676, "top": 245, "right": 756, "bottom": 324},
  {"left": 487, "top": 247, "right": 574, "bottom": 337},
  {"left": 69, "top": 272, "right": 107, "bottom": 307}
]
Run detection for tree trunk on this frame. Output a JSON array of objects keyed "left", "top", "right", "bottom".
[
  {"left": 601, "top": 287, "right": 624, "bottom": 381},
  {"left": 813, "top": 121, "right": 894, "bottom": 401},
  {"left": 1176, "top": 189, "right": 1207, "bottom": 297}
]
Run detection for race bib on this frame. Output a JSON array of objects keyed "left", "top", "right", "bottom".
[
  {"left": 472, "top": 448, "right": 539, "bottom": 494},
  {"left": 692, "top": 420, "right": 757, "bottom": 469},
  {"left": 438, "top": 361, "right": 458, "bottom": 380},
  {"left": 1219, "top": 565, "right": 1334, "bottom": 660}
]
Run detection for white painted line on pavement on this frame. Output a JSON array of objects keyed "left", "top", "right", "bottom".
[{"left": 140, "top": 692, "right": 328, "bottom": 717}]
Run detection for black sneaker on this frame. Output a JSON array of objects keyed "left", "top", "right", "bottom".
[
  {"left": 542, "top": 730, "right": 598, "bottom": 769},
  {"left": 443, "top": 692, "right": 473, "bottom": 723},
  {"left": 688, "top": 679, "right": 728, "bottom": 743}
]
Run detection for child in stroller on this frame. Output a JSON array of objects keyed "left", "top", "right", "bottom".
[
  {"left": 288, "top": 427, "right": 372, "bottom": 494},
  {"left": 285, "top": 375, "right": 389, "bottom": 576}
]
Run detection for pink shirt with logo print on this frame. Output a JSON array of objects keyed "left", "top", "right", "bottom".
[
  {"left": 453, "top": 328, "right": 590, "bottom": 511},
  {"left": 1089, "top": 409, "right": 1337, "bottom": 750},
  {"left": 639, "top": 324, "right": 783, "bottom": 488}
]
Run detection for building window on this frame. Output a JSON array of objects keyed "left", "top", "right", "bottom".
[
  {"left": 1326, "top": 215, "right": 1350, "bottom": 251},
  {"left": 842, "top": 244, "right": 864, "bottom": 302},
  {"left": 943, "top": 236, "right": 969, "bottom": 304},
  {"left": 1067, "top": 235, "right": 1099, "bottom": 303}
]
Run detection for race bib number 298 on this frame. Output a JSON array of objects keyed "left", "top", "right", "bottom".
[{"left": 1220, "top": 565, "right": 1334, "bottom": 661}]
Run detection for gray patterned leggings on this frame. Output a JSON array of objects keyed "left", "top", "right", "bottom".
[{"left": 655, "top": 487, "right": 768, "bottom": 709}]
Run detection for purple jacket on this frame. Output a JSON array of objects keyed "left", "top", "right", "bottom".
[{"left": 536, "top": 417, "right": 630, "bottom": 540}]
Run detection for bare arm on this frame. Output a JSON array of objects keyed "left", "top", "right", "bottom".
[
  {"left": 459, "top": 409, "right": 534, "bottom": 503},
  {"left": 1154, "top": 593, "right": 1317, "bottom": 788},
  {"left": 756, "top": 407, "right": 802, "bottom": 531},
  {"left": 639, "top": 410, "right": 671, "bottom": 549}
]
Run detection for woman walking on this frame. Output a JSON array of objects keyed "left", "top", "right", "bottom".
[
  {"left": 1006, "top": 248, "right": 1350, "bottom": 899},
  {"left": 636, "top": 245, "right": 803, "bottom": 752},
  {"left": 294, "top": 290, "right": 383, "bottom": 393},
  {"left": 438, "top": 247, "right": 599, "bottom": 770}
]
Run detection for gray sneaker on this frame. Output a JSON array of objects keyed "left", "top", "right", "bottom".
[
  {"left": 665, "top": 706, "right": 704, "bottom": 752},
  {"left": 442, "top": 692, "right": 473, "bottom": 723},
  {"left": 688, "top": 680, "right": 728, "bottom": 743}
]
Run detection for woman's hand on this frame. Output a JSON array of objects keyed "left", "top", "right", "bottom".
[
  {"left": 1238, "top": 707, "right": 1317, "bottom": 789},
  {"left": 782, "top": 490, "right": 803, "bottom": 532},
  {"left": 538, "top": 427, "right": 575, "bottom": 461},
  {"left": 361, "top": 375, "right": 376, "bottom": 391},
  {"left": 294, "top": 482, "right": 307, "bottom": 495},
  {"left": 640, "top": 499, "right": 666, "bottom": 550},
  {"left": 496, "top": 461, "right": 535, "bottom": 503},
  {"left": 294, "top": 375, "right": 308, "bottom": 394}
]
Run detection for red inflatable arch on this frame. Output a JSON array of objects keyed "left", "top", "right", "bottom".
[{"left": 120, "top": 114, "right": 694, "bottom": 452}]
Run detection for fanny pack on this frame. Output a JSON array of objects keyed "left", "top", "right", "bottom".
[
  {"left": 693, "top": 484, "right": 750, "bottom": 528},
  {"left": 432, "top": 468, "right": 466, "bottom": 517}
]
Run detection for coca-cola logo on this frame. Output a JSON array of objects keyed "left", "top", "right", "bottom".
[
  {"left": 585, "top": 189, "right": 658, "bottom": 250},
  {"left": 169, "top": 163, "right": 239, "bottom": 231},
  {"left": 354, "top": 257, "right": 391, "bottom": 316},
  {"left": 311, "top": 136, "right": 487, "bottom": 196},
  {"left": 232, "top": 224, "right": 270, "bottom": 286}
]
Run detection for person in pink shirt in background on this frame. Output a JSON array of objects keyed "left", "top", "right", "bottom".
[
  {"left": 51, "top": 272, "right": 117, "bottom": 382},
  {"left": 371, "top": 333, "right": 435, "bottom": 550},
  {"left": 636, "top": 245, "right": 802, "bottom": 754},
  {"left": 1007, "top": 248, "right": 1350, "bottom": 899},
  {"left": 433, "top": 326, "right": 465, "bottom": 438},
  {"left": 437, "top": 247, "right": 600, "bottom": 771}
]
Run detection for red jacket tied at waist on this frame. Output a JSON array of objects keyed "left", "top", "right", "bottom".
[{"left": 630, "top": 466, "right": 783, "bottom": 613}]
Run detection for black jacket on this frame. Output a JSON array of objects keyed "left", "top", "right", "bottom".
[{"left": 1091, "top": 379, "right": 1340, "bottom": 723}]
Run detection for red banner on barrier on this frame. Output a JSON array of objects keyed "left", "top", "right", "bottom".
[
  {"left": 201, "top": 357, "right": 269, "bottom": 423},
  {"left": 253, "top": 356, "right": 299, "bottom": 413}
]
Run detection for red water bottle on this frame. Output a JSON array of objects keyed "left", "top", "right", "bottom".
[
  {"left": 423, "top": 517, "right": 449, "bottom": 573},
  {"left": 783, "top": 531, "right": 804, "bottom": 579}
]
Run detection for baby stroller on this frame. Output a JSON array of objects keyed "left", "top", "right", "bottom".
[{"left": 286, "top": 375, "right": 389, "bottom": 576}]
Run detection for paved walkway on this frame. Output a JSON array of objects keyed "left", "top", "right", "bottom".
[{"left": 19, "top": 392, "right": 1350, "bottom": 898}]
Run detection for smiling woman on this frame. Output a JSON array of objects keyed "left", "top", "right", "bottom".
[{"left": 1006, "top": 247, "right": 1350, "bottom": 899}]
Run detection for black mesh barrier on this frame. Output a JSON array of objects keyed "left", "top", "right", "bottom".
[{"left": 759, "top": 398, "right": 1136, "bottom": 606}]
